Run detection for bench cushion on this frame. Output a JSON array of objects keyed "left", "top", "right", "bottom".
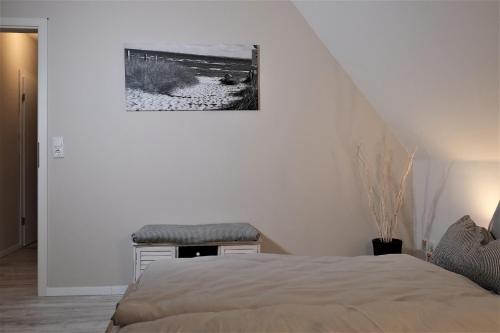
[{"left": 132, "top": 223, "right": 260, "bottom": 244}]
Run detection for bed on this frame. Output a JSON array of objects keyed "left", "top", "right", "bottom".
[{"left": 107, "top": 253, "right": 499, "bottom": 332}]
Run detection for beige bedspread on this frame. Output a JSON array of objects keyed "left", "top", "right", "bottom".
[{"left": 110, "top": 254, "right": 499, "bottom": 332}]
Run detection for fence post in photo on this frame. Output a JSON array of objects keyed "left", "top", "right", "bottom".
[
  {"left": 252, "top": 48, "right": 258, "bottom": 68},
  {"left": 251, "top": 46, "right": 259, "bottom": 85}
]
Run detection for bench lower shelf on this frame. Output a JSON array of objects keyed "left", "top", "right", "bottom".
[{"left": 133, "top": 243, "right": 260, "bottom": 281}]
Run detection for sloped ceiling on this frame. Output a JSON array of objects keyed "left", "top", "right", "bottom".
[{"left": 294, "top": 0, "right": 499, "bottom": 161}]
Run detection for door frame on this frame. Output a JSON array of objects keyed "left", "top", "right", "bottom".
[{"left": 0, "top": 17, "right": 48, "bottom": 296}]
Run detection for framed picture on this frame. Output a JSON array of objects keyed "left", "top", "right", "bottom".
[{"left": 124, "top": 43, "right": 259, "bottom": 111}]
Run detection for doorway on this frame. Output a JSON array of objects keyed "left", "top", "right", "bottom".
[
  {"left": 0, "top": 18, "right": 48, "bottom": 296},
  {"left": 0, "top": 30, "right": 38, "bottom": 293}
]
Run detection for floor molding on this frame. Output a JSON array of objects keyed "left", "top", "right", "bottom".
[
  {"left": 0, "top": 243, "right": 21, "bottom": 258},
  {"left": 46, "top": 285, "right": 128, "bottom": 296}
]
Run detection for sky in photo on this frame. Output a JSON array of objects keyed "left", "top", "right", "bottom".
[{"left": 125, "top": 43, "right": 254, "bottom": 59}]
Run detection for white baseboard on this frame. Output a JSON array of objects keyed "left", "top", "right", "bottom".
[
  {"left": 46, "top": 285, "right": 128, "bottom": 296},
  {"left": 0, "top": 243, "right": 21, "bottom": 258}
]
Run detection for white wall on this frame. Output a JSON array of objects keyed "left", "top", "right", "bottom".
[
  {"left": 413, "top": 160, "right": 499, "bottom": 249},
  {"left": 2, "top": 0, "right": 411, "bottom": 288},
  {"left": 294, "top": 1, "right": 499, "bottom": 161}
]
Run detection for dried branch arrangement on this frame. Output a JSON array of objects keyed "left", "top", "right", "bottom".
[{"left": 357, "top": 144, "right": 416, "bottom": 243}]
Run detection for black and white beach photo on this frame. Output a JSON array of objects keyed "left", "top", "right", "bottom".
[{"left": 124, "top": 44, "right": 259, "bottom": 111}]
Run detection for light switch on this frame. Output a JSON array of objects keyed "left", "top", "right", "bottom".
[{"left": 52, "top": 136, "right": 64, "bottom": 158}]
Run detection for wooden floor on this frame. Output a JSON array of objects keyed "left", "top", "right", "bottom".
[{"left": 0, "top": 247, "right": 120, "bottom": 332}]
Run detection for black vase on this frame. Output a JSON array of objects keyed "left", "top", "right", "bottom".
[{"left": 372, "top": 238, "right": 402, "bottom": 256}]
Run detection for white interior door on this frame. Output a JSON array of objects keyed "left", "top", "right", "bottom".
[{"left": 19, "top": 71, "right": 38, "bottom": 246}]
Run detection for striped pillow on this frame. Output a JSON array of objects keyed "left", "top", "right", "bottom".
[{"left": 431, "top": 215, "right": 500, "bottom": 293}]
